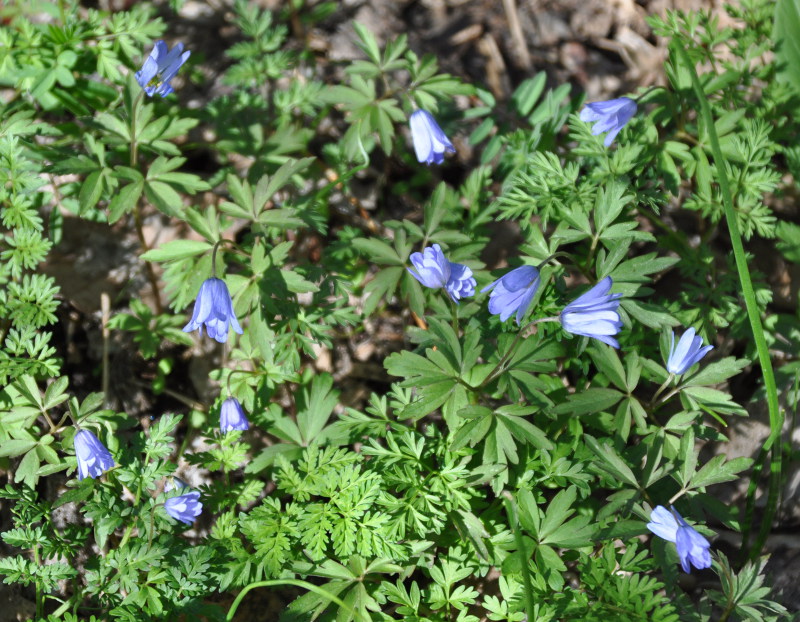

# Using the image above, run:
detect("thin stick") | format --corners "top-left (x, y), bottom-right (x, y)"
top-left (101, 292), bottom-right (110, 408)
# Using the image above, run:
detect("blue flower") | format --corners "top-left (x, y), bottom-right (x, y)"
top-left (220, 397), bottom-right (249, 433)
top-left (445, 263), bottom-right (477, 302)
top-left (481, 266), bottom-right (541, 324)
top-left (164, 491), bottom-right (203, 525)
top-left (407, 244), bottom-right (476, 303)
top-left (666, 327), bottom-right (713, 375)
top-left (73, 429), bottom-right (115, 480)
top-left (183, 277), bottom-right (243, 343)
top-left (647, 505), bottom-right (712, 573)
top-left (560, 276), bottom-right (622, 348)
top-left (135, 40), bottom-right (191, 97)
top-left (579, 97), bottom-right (637, 147)
top-left (409, 110), bottom-right (455, 165)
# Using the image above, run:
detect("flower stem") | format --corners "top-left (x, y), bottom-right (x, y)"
top-left (226, 579), bottom-right (363, 622)
top-left (128, 90), bottom-right (164, 313)
top-left (147, 504), bottom-right (157, 549)
top-left (674, 44), bottom-right (782, 562)
top-left (648, 373), bottom-right (675, 409)
top-left (632, 85), bottom-right (664, 104)
top-left (32, 545), bottom-right (43, 619)
top-left (129, 91), bottom-right (144, 169)
top-left (211, 240), bottom-right (223, 278)
top-left (502, 493), bottom-right (536, 622)
top-left (480, 317), bottom-right (560, 388)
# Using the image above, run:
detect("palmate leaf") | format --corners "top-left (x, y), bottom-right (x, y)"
top-left (451, 404), bottom-right (552, 471)
top-left (288, 557), bottom-right (401, 622)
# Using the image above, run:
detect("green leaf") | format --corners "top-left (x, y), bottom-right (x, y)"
top-left (144, 180), bottom-right (183, 218)
top-left (15, 450), bottom-right (40, 487)
top-left (497, 412), bottom-right (553, 451)
top-left (108, 181), bottom-right (143, 224)
top-left (79, 170), bottom-right (106, 214)
top-left (584, 435), bottom-right (639, 489)
top-left (52, 479), bottom-right (94, 509)
top-left (776, 220), bottom-right (800, 263)
top-left (682, 356), bottom-right (749, 387)
top-left (352, 22), bottom-right (382, 65)
top-left (353, 238), bottom-right (404, 265)
top-left (553, 388), bottom-right (624, 416)
top-left (773, 0), bottom-right (800, 94)
top-left (141, 240), bottom-right (212, 262)
top-left (0, 439), bottom-right (37, 458)
top-left (690, 455), bottom-right (752, 489)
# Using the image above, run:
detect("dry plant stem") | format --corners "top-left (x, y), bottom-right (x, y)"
top-left (101, 292), bottom-right (110, 408)
top-left (133, 380), bottom-right (206, 412)
top-left (502, 0), bottom-right (531, 70)
top-left (133, 199), bottom-right (164, 314)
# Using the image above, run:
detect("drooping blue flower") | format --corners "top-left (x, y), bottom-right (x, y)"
top-left (560, 276), bottom-right (623, 348)
top-left (220, 397), bottom-right (249, 433)
top-left (407, 244), bottom-right (476, 303)
top-left (647, 505), bottom-right (712, 573)
top-left (183, 277), bottom-right (243, 343)
top-left (409, 109), bottom-right (456, 165)
top-left (73, 429), bottom-right (115, 480)
top-left (666, 327), bottom-right (714, 375)
top-left (579, 97), bottom-right (637, 147)
top-left (481, 265), bottom-right (541, 324)
top-left (135, 40), bottom-right (191, 98)
top-left (164, 491), bottom-right (203, 525)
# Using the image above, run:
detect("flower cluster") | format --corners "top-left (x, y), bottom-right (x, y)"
top-left (408, 95), bottom-right (637, 168)
top-left (71, 429), bottom-right (204, 525)
top-left (410, 246), bottom-right (625, 346)
top-left (128, 34), bottom-right (717, 580)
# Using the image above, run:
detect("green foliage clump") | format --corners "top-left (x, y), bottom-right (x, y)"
top-left (0, 0), bottom-right (797, 621)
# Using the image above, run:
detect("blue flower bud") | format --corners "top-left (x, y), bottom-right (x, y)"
top-left (164, 491), bottom-right (203, 525)
top-left (73, 429), bottom-right (115, 480)
top-left (560, 277), bottom-right (623, 348)
top-left (481, 265), bottom-right (541, 324)
top-left (409, 110), bottom-right (455, 165)
top-left (666, 327), bottom-right (713, 375)
top-left (220, 397), bottom-right (249, 433)
top-left (183, 277), bottom-right (243, 343)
